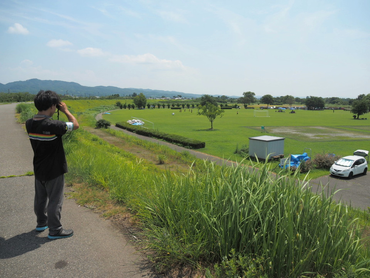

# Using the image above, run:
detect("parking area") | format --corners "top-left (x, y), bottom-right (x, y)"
top-left (310, 174), bottom-right (370, 210)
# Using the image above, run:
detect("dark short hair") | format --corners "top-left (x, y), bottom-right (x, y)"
top-left (34, 90), bottom-right (61, 111)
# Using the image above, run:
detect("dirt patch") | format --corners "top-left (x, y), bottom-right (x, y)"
top-left (258, 126), bottom-right (370, 141)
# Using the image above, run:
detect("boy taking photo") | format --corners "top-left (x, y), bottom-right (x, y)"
top-left (26, 90), bottom-right (79, 239)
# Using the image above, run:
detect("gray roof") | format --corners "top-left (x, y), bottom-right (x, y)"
top-left (249, 135), bottom-right (285, 142)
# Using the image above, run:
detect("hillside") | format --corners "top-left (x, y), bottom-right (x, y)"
top-left (0, 79), bottom-right (202, 98)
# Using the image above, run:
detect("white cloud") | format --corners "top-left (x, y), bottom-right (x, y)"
top-left (110, 53), bottom-right (185, 70)
top-left (207, 4), bottom-right (257, 47)
top-left (75, 45), bottom-right (184, 70)
top-left (92, 6), bottom-right (112, 18)
top-left (333, 28), bottom-right (370, 40)
top-left (303, 10), bottom-right (336, 30)
top-left (10, 63), bottom-right (58, 80)
top-left (20, 59), bottom-right (33, 67)
top-left (7, 23), bottom-right (29, 35)
top-left (157, 10), bottom-right (187, 23)
top-left (77, 47), bottom-right (107, 57)
top-left (119, 7), bottom-right (141, 18)
top-left (263, 1), bottom-right (295, 33)
top-left (47, 39), bottom-right (73, 48)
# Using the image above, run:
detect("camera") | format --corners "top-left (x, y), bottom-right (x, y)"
top-left (56, 103), bottom-right (61, 110)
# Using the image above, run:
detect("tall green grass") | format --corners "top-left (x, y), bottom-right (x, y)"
top-left (141, 161), bottom-right (370, 276)
top-left (104, 128), bottom-right (198, 166)
top-left (16, 103), bottom-right (36, 122)
top-left (64, 129), bottom-right (160, 204)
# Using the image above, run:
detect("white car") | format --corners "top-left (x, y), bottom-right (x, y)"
top-left (330, 152), bottom-right (368, 178)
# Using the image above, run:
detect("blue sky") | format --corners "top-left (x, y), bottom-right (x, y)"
top-left (0, 0), bottom-right (369, 98)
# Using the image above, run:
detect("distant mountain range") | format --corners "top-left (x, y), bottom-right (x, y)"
top-left (0, 79), bottom-right (203, 99)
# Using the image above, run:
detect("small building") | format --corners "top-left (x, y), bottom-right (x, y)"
top-left (249, 135), bottom-right (285, 160)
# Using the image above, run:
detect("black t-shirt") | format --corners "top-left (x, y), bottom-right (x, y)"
top-left (26, 117), bottom-right (68, 181)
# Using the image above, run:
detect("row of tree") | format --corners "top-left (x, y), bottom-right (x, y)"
top-left (0, 92), bottom-right (35, 102)
top-left (1, 90), bottom-right (367, 120)
top-left (238, 92), bottom-right (329, 110)
top-left (0, 92), bottom-right (133, 103)
top-left (237, 91), bottom-right (368, 118)
top-left (119, 92), bottom-right (370, 125)
top-left (0, 92), bottom-right (83, 102)
top-left (0, 91), bottom-right (356, 108)
top-left (129, 92), bottom-right (335, 111)
top-left (129, 93), bottom-right (235, 110)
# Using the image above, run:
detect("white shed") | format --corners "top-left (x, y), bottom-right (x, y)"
top-left (249, 135), bottom-right (285, 160)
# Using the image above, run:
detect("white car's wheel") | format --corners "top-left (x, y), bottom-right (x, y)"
top-left (363, 168), bottom-right (367, 175)
top-left (348, 172), bottom-right (353, 178)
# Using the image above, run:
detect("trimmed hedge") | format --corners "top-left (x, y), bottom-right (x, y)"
top-left (116, 122), bottom-right (206, 149)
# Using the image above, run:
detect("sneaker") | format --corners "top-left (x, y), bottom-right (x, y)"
top-left (48, 229), bottom-right (74, 240)
top-left (35, 225), bottom-right (48, 232)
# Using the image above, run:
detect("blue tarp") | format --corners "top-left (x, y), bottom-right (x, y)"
top-left (279, 152), bottom-right (310, 169)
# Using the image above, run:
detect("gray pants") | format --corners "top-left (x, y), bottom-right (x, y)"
top-left (34, 175), bottom-right (65, 234)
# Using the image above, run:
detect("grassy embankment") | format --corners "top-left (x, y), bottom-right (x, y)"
top-left (18, 100), bottom-right (370, 277)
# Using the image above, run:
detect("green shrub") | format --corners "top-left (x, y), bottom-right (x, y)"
top-left (313, 153), bottom-right (340, 170)
top-left (213, 249), bottom-right (268, 278)
top-left (158, 155), bottom-right (166, 164)
top-left (16, 103), bottom-right (30, 113)
top-left (298, 159), bottom-right (313, 173)
top-left (20, 109), bottom-right (35, 123)
top-left (16, 103), bottom-right (36, 123)
top-left (95, 119), bottom-right (111, 129)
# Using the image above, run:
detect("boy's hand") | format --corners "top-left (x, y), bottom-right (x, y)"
top-left (57, 102), bottom-right (79, 130)
top-left (57, 102), bottom-right (68, 113)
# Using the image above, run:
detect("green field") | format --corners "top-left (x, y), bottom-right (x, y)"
top-left (103, 108), bottom-right (370, 162)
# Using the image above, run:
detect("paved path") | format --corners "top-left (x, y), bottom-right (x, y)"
top-left (98, 113), bottom-right (370, 211)
top-left (310, 174), bottom-right (370, 211)
top-left (0, 104), bottom-right (158, 278)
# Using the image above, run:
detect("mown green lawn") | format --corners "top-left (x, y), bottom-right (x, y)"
top-left (103, 107), bottom-right (370, 163)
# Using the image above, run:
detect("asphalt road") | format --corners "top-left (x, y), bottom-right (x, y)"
top-left (0, 103), bottom-right (158, 278)
top-left (310, 173), bottom-right (370, 210)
